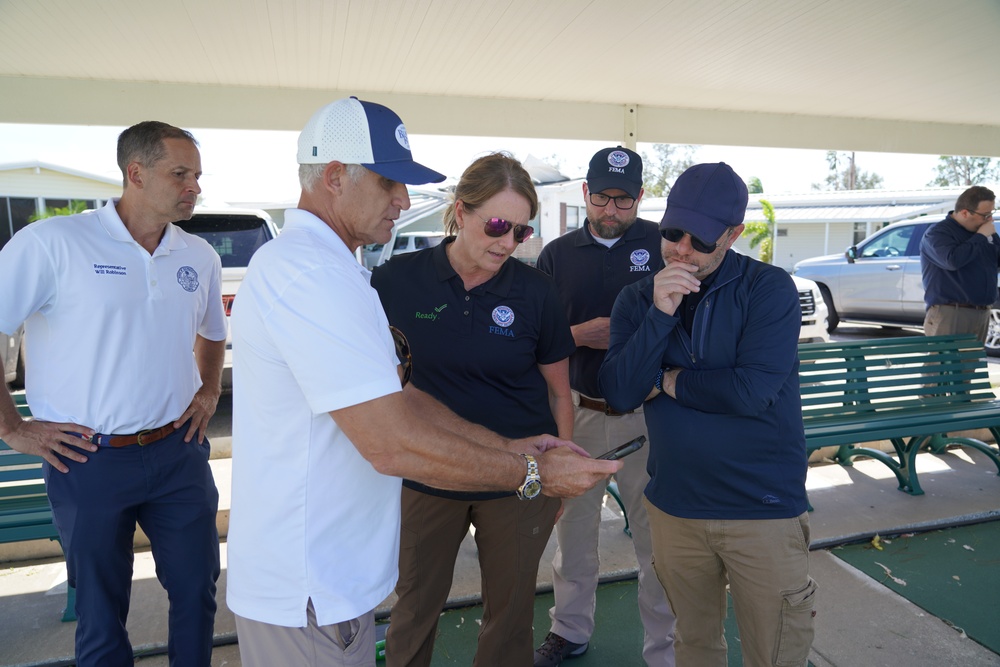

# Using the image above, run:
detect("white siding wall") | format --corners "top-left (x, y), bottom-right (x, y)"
top-left (0, 167), bottom-right (121, 200)
top-left (536, 180), bottom-right (584, 243)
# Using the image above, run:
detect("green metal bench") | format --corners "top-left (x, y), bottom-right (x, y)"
top-left (0, 395), bottom-right (76, 621)
top-left (799, 334), bottom-right (1000, 497)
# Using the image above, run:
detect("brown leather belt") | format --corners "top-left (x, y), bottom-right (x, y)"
top-left (87, 423), bottom-right (178, 448)
top-left (578, 395), bottom-right (633, 417)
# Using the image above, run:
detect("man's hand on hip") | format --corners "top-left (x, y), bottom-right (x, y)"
top-left (3, 420), bottom-right (97, 473)
top-left (175, 385), bottom-right (221, 444)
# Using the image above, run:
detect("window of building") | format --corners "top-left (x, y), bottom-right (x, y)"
top-left (565, 205), bottom-right (584, 231)
top-left (1, 197), bottom-right (38, 247)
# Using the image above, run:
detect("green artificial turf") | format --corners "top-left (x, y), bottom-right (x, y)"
top-left (833, 520), bottom-right (1000, 655)
top-left (384, 578), bottom-right (751, 666)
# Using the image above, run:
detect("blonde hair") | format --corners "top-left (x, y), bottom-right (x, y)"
top-left (443, 152), bottom-right (537, 236)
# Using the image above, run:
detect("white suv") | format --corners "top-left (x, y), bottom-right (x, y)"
top-left (175, 208), bottom-right (279, 389)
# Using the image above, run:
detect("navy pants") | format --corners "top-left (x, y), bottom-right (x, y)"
top-left (44, 423), bottom-right (221, 667)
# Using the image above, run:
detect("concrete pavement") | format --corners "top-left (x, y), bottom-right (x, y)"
top-left (2, 444), bottom-right (999, 666)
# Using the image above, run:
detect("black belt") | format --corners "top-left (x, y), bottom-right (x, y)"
top-left (578, 395), bottom-right (633, 417)
top-left (943, 303), bottom-right (990, 311)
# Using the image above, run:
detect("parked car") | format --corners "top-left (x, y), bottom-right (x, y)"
top-left (1, 325), bottom-right (24, 386)
top-left (362, 231), bottom-right (446, 269)
top-left (793, 218), bottom-right (1000, 355)
top-left (792, 275), bottom-right (830, 343)
top-left (4, 209), bottom-right (276, 390)
top-left (174, 208), bottom-right (279, 388)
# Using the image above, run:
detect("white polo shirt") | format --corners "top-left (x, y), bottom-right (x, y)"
top-left (0, 200), bottom-right (226, 433)
top-left (226, 208), bottom-right (403, 628)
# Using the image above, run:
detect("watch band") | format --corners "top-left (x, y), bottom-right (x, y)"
top-left (516, 453), bottom-right (541, 500)
top-left (654, 367), bottom-right (665, 391)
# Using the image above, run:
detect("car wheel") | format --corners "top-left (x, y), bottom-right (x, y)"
top-left (986, 309), bottom-right (1000, 358)
top-left (818, 285), bottom-right (839, 333)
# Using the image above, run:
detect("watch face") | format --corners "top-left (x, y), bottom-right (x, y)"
top-left (522, 479), bottom-right (542, 499)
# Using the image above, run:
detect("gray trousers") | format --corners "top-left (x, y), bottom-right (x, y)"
top-left (546, 396), bottom-right (676, 666)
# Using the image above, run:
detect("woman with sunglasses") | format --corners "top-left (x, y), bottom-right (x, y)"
top-left (371, 152), bottom-right (575, 667)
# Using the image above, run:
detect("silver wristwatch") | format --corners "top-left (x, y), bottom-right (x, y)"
top-left (516, 454), bottom-right (541, 500)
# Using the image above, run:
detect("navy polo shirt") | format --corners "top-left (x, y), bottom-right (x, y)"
top-left (371, 239), bottom-right (575, 500)
top-left (536, 219), bottom-right (664, 398)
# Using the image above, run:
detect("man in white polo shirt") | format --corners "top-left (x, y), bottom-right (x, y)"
top-left (226, 97), bottom-right (621, 667)
top-left (0, 122), bottom-right (227, 666)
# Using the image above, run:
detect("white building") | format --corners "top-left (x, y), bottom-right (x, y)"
top-left (0, 161), bottom-right (121, 248)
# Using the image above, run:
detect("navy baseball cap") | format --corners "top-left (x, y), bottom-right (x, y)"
top-left (660, 162), bottom-right (748, 242)
top-left (586, 147), bottom-right (643, 199)
top-left (297, 97), bottom-right (445, 185)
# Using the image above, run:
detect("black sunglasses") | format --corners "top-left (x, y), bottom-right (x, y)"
top-left (472, 212), bottom-right (534, 243)
top-left (660, 227), bottom-right (724, 254)
top-left (389, 325), bottom-right (411, 388)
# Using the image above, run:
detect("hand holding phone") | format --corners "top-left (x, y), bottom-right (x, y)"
top-left (596, 435), bottom-right (646, 460)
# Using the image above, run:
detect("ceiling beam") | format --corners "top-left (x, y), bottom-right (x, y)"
top-left (3, 76), bottom-right (998, 158)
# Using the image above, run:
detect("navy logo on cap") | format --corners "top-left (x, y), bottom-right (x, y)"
top-left (608, 150), bottom-right (630, 168)
top-left (395, 124), bottom-right (410, 150)
top-left (177, 266), bottom-right (199, 292)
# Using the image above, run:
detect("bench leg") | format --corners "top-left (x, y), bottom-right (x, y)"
top-left (837, 442), bottom-right (916, 495)
top-left (923, 432), bottom-right (1000, 478)
top-left (896, 435), bottom-right (930, 496)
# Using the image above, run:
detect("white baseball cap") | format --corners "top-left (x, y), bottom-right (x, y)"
top-left (297, 97), bottom-right (445, 185)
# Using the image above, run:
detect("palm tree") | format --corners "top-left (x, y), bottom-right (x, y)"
top-left (743, 199), bottom-right (775, 264)
top-left (27, 199), bottom-right (89, 223)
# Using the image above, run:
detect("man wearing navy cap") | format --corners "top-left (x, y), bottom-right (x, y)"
top-left (600, 163), bottom-right (816, 666)
top-left (226, 97), bottom-right (620, 666)
top-left (534, 146), bottom-right (676, 667)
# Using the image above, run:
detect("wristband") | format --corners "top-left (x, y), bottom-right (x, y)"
top-left (654, 367), bottom-right (665, 391)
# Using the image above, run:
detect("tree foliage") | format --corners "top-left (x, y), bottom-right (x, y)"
top-left (927, 156), bottom-right (1000, 187)
top-left (747, 176), bottom-right (764, 194)
top-left (743, 198), bottom-right (774, 264)
top-left (641, 144), bottom-right (697, 197)
top-left (27, 200), bottom-right (88, 223)
top-left (812, 151), bottom-right (883, 190)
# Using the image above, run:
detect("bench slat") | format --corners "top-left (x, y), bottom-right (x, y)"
top-left (0, 404), bottom-right (76, 620)
top-left (798, 334), bottom-right (1000, 498)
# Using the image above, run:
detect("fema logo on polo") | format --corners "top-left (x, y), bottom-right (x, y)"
top-left (629, 249), bottom-right (652, 272)
top-left (492, 306), bottom-right (515, 327)
top-left (608, 150), bottom-right (630, 168)
top-left (176, 266), bottom-right (200, 292)
top-left (395, 124), bottom-right (410, 150)
top-left (490, 306), bottom-right (516, 337)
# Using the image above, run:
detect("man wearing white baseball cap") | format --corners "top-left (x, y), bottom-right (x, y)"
top-left (226, 97), bottom-right (620, 666)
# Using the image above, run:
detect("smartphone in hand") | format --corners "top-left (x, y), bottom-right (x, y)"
top-left (596, 435), bottom-right (646, 460)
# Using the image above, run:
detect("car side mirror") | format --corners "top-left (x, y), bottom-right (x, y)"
top-left (845, 246), bottom-right (857, 264)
